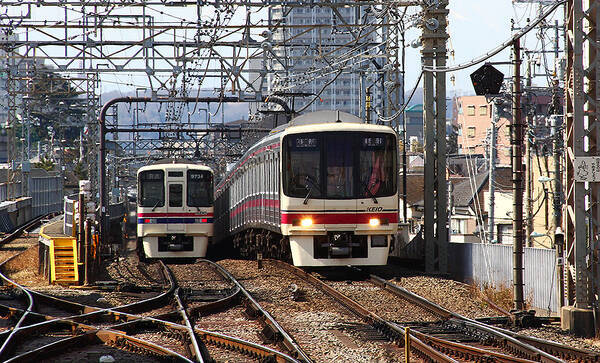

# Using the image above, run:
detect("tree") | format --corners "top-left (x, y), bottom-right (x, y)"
top-left (74, 162), bottom-right (88, 179)
top-left (410, 138), bottom-right (424, 153)
top-left (447, 125), bottom-right (458, 155)
top-left (34, 157), bottom-right (55, 171)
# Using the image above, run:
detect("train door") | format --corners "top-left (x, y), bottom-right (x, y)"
top-left (324, 133), bottom-right (357, 228)
top-left (167, 181), bottom-right (185, 233)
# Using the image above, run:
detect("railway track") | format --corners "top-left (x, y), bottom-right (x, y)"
top-left (2, 216), bottom-right (598, 362)
top-left (268, 259), bottom-right (600, 362)
top-left (365, 272), bottom-right (600, 362)
top-left (0, 220), bottom-right (304, 362)
top-left (220, 258), bottom-right (417, 361)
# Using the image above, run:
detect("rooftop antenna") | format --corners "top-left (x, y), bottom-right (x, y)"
top-left (336, 110), bottom-right (341, 123)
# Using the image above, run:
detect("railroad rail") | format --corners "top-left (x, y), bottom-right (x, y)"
top-left (269, 260), bottom-right (456, 362)
top-left (0, 219), bottom-right (302, 362)
top-left (270, 259), bottom-right (583, 362)
top-left (366, 271), bottom-right (600, 362)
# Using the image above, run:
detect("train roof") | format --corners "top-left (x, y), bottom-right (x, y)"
top-left (271, 110), bottom-right (396, 135)
top-left (137, 162), bottom-right (213, 174)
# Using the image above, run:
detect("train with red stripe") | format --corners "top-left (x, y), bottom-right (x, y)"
top-left (137, 162), bottom-right (214, 259)
top-left (214, 110), bottom-right (398, 266)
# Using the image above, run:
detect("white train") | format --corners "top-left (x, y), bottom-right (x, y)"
top-left (137, 162), bottom-right (214, 259)
top-left (214, 111), bottom-right (398, 267)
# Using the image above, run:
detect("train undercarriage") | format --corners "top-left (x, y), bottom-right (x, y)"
top-left (232, 229), bottom-right (292, 263)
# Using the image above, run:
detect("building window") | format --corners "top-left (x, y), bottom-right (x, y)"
top-left (479, 105), bottom-right (488, 116)
top-left (467, 105), bottom-right (476, 116)
top-left (451, 219), bottom-right (466, 234)
top-left (467, 126), bottom-right (476, 138)
top-left (468, 146), bottom-right (476, 153)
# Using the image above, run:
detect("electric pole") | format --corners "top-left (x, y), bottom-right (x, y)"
top-left (488, 101), bottom-right (498, 243)
top-left (422, 1), bottom-right (449, 273)
top-left (512, 38), bottom-right (525, 311)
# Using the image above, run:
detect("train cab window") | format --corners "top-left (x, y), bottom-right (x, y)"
top-left (169, 184), bottom-right (183, 207)
top-left (139, 170), bottom-right (164, 208)
top-left (359, 134), bottom-right (397, 198)
top-left (187, 170), bottom-right (213, 207)
top-left (283, 134), bottom-right (322, 198)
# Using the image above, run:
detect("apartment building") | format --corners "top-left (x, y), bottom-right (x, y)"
top-left (455, 94), bottom-right (554, 166)
top-left (269, 6), bottom-right (377, 116)
top-left (455, 96), bottom-right (512, 165)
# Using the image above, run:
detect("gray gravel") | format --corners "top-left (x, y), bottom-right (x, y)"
top-left (219, 259), bottom-right (407, 362)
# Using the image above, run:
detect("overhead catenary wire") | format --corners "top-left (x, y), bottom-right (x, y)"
top-left (421, 0), bottom-right (565, 73)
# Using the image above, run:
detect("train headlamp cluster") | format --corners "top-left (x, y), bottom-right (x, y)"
top-left (369, 218), bottom-right (380, 227)
top-left (301, 218), bottom-right (313, 227)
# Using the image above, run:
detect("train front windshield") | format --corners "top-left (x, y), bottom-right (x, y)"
top-left (187, 170), bottom-right (213, 207)
top-left (283, 132), bottom-right (397, 199)
top-left (139, 170), bottom-right (165, 207)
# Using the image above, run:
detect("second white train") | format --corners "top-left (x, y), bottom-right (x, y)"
top-left (137, 162), bottom-right (214, 259)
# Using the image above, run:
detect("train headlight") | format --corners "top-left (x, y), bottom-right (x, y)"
top-left (301, 218), bottom-right (313, 227)
top-left (369, 218), bottom-right (380, 227)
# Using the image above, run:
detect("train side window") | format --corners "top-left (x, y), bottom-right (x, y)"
top-left (169, 184), bottom-right (183, 207)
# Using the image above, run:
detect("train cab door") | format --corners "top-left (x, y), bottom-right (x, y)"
top-left (167, 181), bottom-right (185, 233)
top-left (323, 134), bottom-right (358, 258)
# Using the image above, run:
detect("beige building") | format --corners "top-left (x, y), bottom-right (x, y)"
top-left (455, 95), bottom-right (512, 165)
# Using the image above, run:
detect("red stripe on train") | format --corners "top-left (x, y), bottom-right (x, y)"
top-left (137, 212), bottom-right (214, 217)
top-left (230, 199), bottom-right (279, 217)
top-left (281, 213), bottom-right (398, 225)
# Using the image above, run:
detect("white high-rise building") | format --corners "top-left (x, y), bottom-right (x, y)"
top-left (269, 5), bottom-right (377, 117)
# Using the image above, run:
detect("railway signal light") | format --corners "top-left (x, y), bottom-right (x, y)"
top-left (470, 64), bottom-right (504, 95)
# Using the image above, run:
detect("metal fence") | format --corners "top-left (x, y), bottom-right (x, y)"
top-left (0, 173), bottom-right (63, 219)
top-left (0, 182), bottom-right (22, 201)
top-left (63, 194), bottom-right (77, 236)
top-left (449, 243), bottom-right (558, 313)
top-left (29, 175), bottom-right (63, 218)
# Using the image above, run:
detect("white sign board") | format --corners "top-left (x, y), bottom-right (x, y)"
top-left (574, 156), bottom-right (600, 182)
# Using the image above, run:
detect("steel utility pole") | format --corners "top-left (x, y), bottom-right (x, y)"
top-left (488, 102), bottom-right (498, 243)
top-left (525, 59), bottom-right (533, 247)
top-left (563, 0), bottom-right (596, 337)
top-left (512, 38), bottom-right (525, 311)
top-left (422, 1), bottom-right (449, 273)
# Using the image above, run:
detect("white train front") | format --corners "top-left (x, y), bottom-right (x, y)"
top-left (214, 111), bottom-right (398, 267)
top-left (137, 163), bottom-right (214, 259)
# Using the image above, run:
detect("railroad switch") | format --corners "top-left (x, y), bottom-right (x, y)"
top-left (510, 310), bottom-right (540, 328)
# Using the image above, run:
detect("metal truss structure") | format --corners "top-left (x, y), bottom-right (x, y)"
top-left (564, 0), bottom-right (597, 315)
top-left (0, 0), bottom-right (426, 192)
top-left (0, 0), bottom-right (453, 274)
top-left (421, 0), bottom-right (448, 273)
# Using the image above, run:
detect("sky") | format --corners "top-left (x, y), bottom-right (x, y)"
top-left (6, 1), bottom-right (564, 98)
top-left (404, 0), bottom-right (564, 96)
top-left (447, 1), bottom-right (519, 92)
